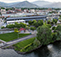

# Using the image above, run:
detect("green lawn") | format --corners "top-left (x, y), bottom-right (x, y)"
top-left (0, 32), bottom-right (30, 42)
top-left (13, 37), bottom-right (35, 52)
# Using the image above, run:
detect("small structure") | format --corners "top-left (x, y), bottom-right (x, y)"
top-left (1, 9), bottom-right (6, 14)
top-left (19, 28), bottom-right (26, 33)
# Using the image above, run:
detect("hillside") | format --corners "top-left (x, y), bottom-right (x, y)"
top-left (32, 1), bottom-right (52, 7)
top-left (11, 1), bottom-right (39, 8)
top-left (44, 2), bottom-right (61, 8)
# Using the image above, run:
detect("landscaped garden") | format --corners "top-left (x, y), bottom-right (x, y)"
top-left (12, 19), bottom-right (61, 53)
top-left (0, 32), bottom-right (30, 42)
top-left (13, 37), bottom-right (35, 52)
top-left (1, 18), bottom-right (61, 54)
top-left (13, 24), bottom-right (61, 53)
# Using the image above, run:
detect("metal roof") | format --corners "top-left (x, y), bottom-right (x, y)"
top-left (6, 16), bottom-right (46, 21)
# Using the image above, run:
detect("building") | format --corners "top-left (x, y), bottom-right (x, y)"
top-left (19, 28), bottom-right (26, 33)
top-left (6, 10), bottom-right (16, 14)
top-left (6, 15), bottom-right (47, 25)
top-left (1, 9), bottom-right (6, 14)
top-left (7, 20), bottom-right (25, 25)
top-left (15, 9), bottom-right (22, 13)
top-left (29, 9), bottom-right (35, 13)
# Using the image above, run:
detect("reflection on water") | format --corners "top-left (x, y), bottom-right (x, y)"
top-left (0, 41), bottom-right (61, 57)
top-left (47, 42), bottom-right (61, 57)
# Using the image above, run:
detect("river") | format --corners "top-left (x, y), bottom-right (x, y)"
top-left (0, 41), bottom-right (61, 57)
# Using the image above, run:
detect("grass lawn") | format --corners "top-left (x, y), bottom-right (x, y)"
top-left (0, 32), bottom-right (30, 42)
top-left (13, 37), bottom-right (35, 52)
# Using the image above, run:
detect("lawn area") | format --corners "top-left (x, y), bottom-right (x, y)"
top-left (0, 32), bottom-right (30, 42)
top-left (13, 37), bottom-right (35, 52)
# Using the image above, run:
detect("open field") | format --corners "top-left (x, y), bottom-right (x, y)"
top-left (0, 32), bottom-right (30, 42)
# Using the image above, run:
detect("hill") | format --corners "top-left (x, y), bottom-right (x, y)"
top-left (11, 1), bottom-right (39, 8)
top-left (32, 1), bottom-right (52, 7)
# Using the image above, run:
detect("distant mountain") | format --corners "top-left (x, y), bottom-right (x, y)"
top-left (43, 2), bottom-right (61, 8)
top-left (0, 2), bottom-right (9, 7)
top-left (8, 2), bottom-right (19, 6)
top-left (0, 1), bottom-right (61, 8)
top-left (32, 1), bottom-right (52, 7)
top-left (11, 1), bottom-right (39, 8)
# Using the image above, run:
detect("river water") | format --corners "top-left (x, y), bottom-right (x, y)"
top-left (0, 41), bottom-right (61, 57)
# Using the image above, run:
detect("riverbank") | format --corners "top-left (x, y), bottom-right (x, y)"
top-left (0, 41), bottom-right (61, 57)
top-left (15, 40), bottom-right (61, 54)
top-left (2, 39), bottom-right (61, 55)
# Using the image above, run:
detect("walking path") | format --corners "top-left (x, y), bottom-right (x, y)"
top-left (1, 34), bottom-right (36, 48)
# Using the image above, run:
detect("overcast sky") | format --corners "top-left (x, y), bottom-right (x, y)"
top-left (0, 0), bottom-right (61, 3)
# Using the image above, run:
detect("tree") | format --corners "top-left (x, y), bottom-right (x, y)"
top-left (33, 38), bottom-right (40, 48)
top-left (32, 20), bottom-right (37, 24)
top-left (26, 26), bottom-right (30, 30)
top-left (14, 28), bottom-right (18, 32)
top-left (28, 21), bottom-right (33, 25)
top-left (52, 26), bottom-right (56, 30)
top-left (38, 20), bottom-right (43, 26)
top-left (46, 24), bottom-right (51, 28)
top-left (14, 22), bottom-right (27, 28)
top-left (33, 22), bottom-right (38, 28)
top-left (33, 20), bottom-right (43, 28)
top-left (52, 19), bottom-right (57, 24)
top-left (1, 7), bottom-right (5, 9)
top-left (52, 33), bottom-right (57, 41)
top-left (15, 22), bottom-right (20, 28)
top-left (57, 31), bottom-right (61, 40)
top-left (47, 20), bottom-right (51, 24)
top-left (37, 25), bottom-right (52, 45)
top-left (6, 22), bottom-right (27, 29)
top-left (6, 24), bottom-right (15, 28)
top-left (20, 22), bottom-right (27, 28)
top-left (30, 27), bottom-right (36, 31)
top-left (51, 21), bottom-right (54, 26)
top-left (1, 26), bottom-right (5, 29)
top-left (56, 25), bottom-right (61, 31)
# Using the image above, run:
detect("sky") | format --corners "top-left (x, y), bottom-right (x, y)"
top-left (0, 0), bottom-right (61, 3)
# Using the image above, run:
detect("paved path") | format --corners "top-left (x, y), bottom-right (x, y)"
top-left (2, 34), bottom-right (36, 48)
